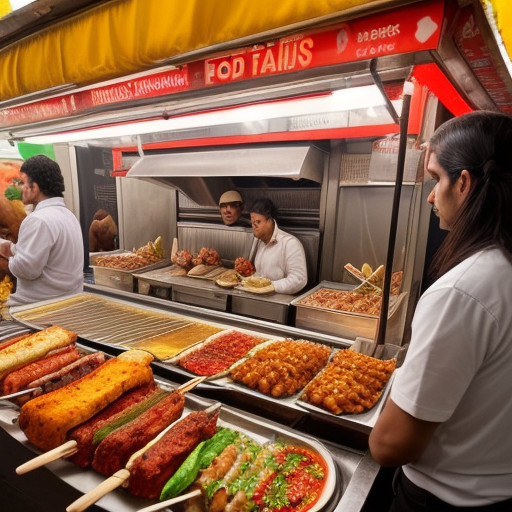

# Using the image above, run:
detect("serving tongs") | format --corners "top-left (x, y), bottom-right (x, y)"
top-left (66, 402), bottom-right (222, 512)
top-left (15, 376), bottom-right (206, 475)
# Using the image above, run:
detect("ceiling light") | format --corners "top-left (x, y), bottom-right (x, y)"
top-left (21, 84), bottom-right (393, 145)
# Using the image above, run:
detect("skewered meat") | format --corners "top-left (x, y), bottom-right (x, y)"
top-left (230, 340), bottom-right (331, 398)
top-left (127, 409), bottom-right (219, 499)
top-left (182, 440), bottom-right (328, 512)
top-left (0, 326), bottom-right (77, 378)
top-left (234, 257), bottom-right (255, 277)
top-left (67, 382), bottom-right (157, 468)
top-left (92, 389), bottom-right (185, 475)
top-left (2, 345), bottom-right (80, 395)
top-left (19, 352), bottom-right (106, 403)
top-left (18, 349), bottom-right (154, 451)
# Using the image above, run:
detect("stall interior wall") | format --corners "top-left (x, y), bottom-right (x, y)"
top-left (321, 139), bottom-right (421, 281)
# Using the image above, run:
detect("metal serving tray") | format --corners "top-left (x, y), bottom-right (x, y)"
top-left (90, 258), bottom-right (172, 293)
top-left (291, 281), bottom-right (406, 341)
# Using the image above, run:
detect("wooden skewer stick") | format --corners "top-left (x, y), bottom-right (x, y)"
top-left (15, 377), bottom-right (206, 475)
top-left (66, 469), bottom-right (130, 512)
top-left (136, 488), bottom-right (202, 512)
top-left (66, 403), bottom-right (221, 512)
top-left (16, 440), bottom-right (78, 475)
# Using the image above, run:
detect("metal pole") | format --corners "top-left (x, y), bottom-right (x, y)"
top-left (374, 81), bottom-right (414, 349)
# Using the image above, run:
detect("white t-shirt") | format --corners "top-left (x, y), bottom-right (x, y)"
top-left (391, 248), bottom-right (512, 506)
top-left (8, 197), bottom-right (84, 306)
top-left (252, 223), bottom-right (307, 295)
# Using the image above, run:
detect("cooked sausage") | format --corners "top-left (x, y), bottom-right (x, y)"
top-left (2, 345), bottom-right (80, 395)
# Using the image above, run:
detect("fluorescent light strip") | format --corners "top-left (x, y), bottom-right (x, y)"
top-left (23, 85), bottom-right (389, 144)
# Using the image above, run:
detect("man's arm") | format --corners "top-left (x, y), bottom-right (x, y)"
top-left (369, 398), bottom-right (439, 467)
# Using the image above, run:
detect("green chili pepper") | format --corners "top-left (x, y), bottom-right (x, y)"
top-left (160, 440), bottom-right (206, 500)
top-left (160, 428), bottom-right (239, 501)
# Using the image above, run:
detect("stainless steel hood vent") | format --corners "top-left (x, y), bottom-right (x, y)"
top-left (125, 143), bottom-right (326, 206)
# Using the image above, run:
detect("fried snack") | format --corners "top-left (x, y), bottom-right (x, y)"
top-left (0, 326), bottom-right (77, 378)
top-left (0, 275), bottom-right (13, 301)
top-left (301, 349), bottom-right (396, 414)
top-left (192, 247), bottom-right (222, 267)
top-left (230, 340), bottom-right (331, 398)
top-left (18, 349), bottom-right (154, 451)
top-left (94, 237), bottom-right (163, 270)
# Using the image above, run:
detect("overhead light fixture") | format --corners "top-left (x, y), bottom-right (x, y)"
top-left (22, 84), bottom-right (395, 145)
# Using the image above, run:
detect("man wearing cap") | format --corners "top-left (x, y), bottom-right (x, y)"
top-left (218, 190), bottom-right (250, 227)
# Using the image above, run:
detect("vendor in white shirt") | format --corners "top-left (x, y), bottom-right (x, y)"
top-left (0, 155), bottom-right (84, 306)
top-left (249, 198), bottom-right (307, 295)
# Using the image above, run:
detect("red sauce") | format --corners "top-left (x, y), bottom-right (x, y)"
top-left (252, 445), bottom-right (328, 512)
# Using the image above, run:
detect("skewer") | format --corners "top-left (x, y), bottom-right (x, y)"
top-left (15, 376), bottom-right (206, 475)
top-left (135, 489), bottom-right (201, 512)
top-left (16, 440), bottom-right (78, 474)
top-left (66, 402), bottom-right (221, 512)
top-left (0, 387), bottom-right (41, 401)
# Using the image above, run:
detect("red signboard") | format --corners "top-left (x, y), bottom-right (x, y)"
top-left (452, 5), bottom-right (512, 115)
top-left (201, 1), bottom-right (443, 86)
top-left (0, 67), bottom-right (190, 128)
top-left (0, 0), bottom-right (445, 129)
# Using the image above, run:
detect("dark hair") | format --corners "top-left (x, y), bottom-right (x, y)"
top-left (20, 155), bottom-right (65, 197)
top-left (428, 110), bottom-right (512, 278)
top-left (250, 198), bottom-right (277, 219)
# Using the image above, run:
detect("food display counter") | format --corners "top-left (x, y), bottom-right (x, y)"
top-left (0, 287), bottom-right (404, 511)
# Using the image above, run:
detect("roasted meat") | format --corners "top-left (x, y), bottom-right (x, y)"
top-left (127, 409), bottom-right (219, 499)
top-left (18, 349), bottom-right (154, 451)
top-left (92, 389), bottom-right (185, 475)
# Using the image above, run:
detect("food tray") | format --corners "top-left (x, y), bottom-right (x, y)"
top-left (1, 381), bottom-right (338, 512)
top-left (291, 281), bottom-right (406, 340)
top-left (214, 339), bottom-right (332, 402)
top-left (91, 258), bottom-right (172, 293)
top-left (167, 328), bottom-right (276, 378)
top-left (8, 293), bottom-right (228, 361)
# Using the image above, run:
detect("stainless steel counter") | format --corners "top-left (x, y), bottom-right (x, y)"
top-left (133, 266), bottom-right (297, 323)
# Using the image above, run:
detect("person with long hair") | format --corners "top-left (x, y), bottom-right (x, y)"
top-left (369, 111), bottom-right (512, 511)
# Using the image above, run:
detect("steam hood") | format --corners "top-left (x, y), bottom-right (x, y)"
top-left (125, 143), bottom-right (325, 206)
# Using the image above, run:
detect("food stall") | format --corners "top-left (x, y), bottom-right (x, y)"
top-left (1, 0), bottom-right (512, 510)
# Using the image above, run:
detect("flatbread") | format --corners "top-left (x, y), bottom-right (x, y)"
top-left (215, 269), bottom-right (240, 288)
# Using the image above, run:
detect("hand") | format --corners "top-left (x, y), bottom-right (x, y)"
top-left (0, 239), bottom-right (14, 259)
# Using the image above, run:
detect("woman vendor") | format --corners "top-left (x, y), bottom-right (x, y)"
top-left (249, 198), bottom-right (307, 295)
